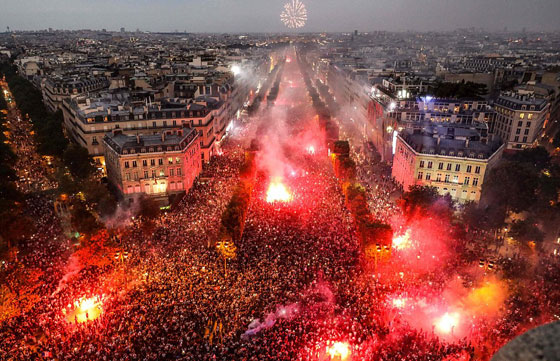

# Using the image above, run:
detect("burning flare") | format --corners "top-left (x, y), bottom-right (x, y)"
top-left (266, 178), bottom-right (292, 203)
top-left (64, 295), bottom-right (103, 323)
top-left (392, 229), bottom-right (411, 250)
top-left (435, 312), bottom-right (460, 335)
top-left (327, 342), bottom-right (350, 360)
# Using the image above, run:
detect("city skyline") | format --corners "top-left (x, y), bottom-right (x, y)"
top-left (1, 0), bottom-right (560, 33)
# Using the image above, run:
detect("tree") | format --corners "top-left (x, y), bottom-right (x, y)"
top-left (509, 219), bottom-right (545, 245)
top-left (63, 143), bottom-right (95, 180)
top-left (71, 203), bottom-right (101, 235)
top-left (482, 161), bottom-right (540, 213)
top-left (399, 185), bottom-right (453, 217)
top-left (509, 146), bottom-right (550, 171)
top-left (432, 81), bottom-right (487, 99)
top-left (138, 196), bottom-right (161, 220)
top-left (553, 132), bottom-right (560, 149)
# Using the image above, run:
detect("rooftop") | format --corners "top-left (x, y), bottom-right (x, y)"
top-left (399, 123), bottom-right (502, 159)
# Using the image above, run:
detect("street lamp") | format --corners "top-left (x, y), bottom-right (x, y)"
top-left (216, 240), bottom-right (236, 276)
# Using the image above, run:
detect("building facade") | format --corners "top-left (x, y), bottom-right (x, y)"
top-left (392, 124), bottom-right (504, 203)
top-left (493, 92), bottom-right (549, 150)
top-left (103, 128), bottom-right (201, 201)
top-left (62, 95), bottom-right (223, 167)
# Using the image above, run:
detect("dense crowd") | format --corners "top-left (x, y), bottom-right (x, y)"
top-left (2, 53), bottom-right (560, 361)
top-left (1, 84), bottom-right (57, 192)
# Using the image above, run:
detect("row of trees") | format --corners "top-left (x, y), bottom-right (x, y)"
top-left (247, 59), bottom-right (284, 116)
top-left (218, 150), bottom-right (257, 243)
top-left (296, 53), bottom-right (394, 260)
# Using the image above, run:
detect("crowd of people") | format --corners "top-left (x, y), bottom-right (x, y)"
top-left (2, 51), bottom-right (560, 361)
top-left (1, 83), bottom-right (57, 192)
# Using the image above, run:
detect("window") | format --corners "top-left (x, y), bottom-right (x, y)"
top-left (445, 174), bottom-right (450, 183)
top-left (125, 173), bottom-right (131, 181)
top-left (436, 173), bottom-right (442, 182)
top-left (419, 160), bottom-right (425, 168)
top-left (473, 177), bottom-right (479, 186)
top-left (143, 160), bottom-right (147, 167)
top-left (158, 158), bottom-right (163, 166)
top-left (144, 171), bottom-right (148, 178)
top-left (176, 157), bottom-right (181, 164)
top-left (426, 173), bottom-right (431, 180)
top-left (524, 129), bottom-right (529, 135)
top-left (152, 121), bottom-right (157, 128)
top-left (520, 113), bottom-right (525, 119)
top-left (446, 163), bottom-right (452, 171)
top-left (475, 166), bottom-right (481, 174)
top-left (417, 172), bottom-right (423, 180)
top-left (466, 165), bottom-right (472, 173)
top-left (455, 164), bottom-right (460, 172)
top-left (168, 157), bottom-right (173, 164)
top-left (159, 170), bottom-right (165, 177)
top-left (464, 176), bottom-right (470, 185)
top-left (518, 121), bottom-right (523, 127)
top-left (169, 168), bottom-right (174, 176)
top-left (514, 136), bottom-right (519, 142)
top-left (516, 128), bottom-right (521, 135)
top-left (453, 175), bottom-right (458, 183)
top-left (92, 136), bottom-right (98, 145)
top-left (427, 161), bottom-right (433, 169)
top-left (527, 114), bottom-right (533, 120)
top-left (177, 167), bottom-right (182, 176)
top-left (523, 136), bottom-right (527, 143)
top-left (150, 159), bottom-right (155, 166)
top-left (151, 170), bottom-right (156, 178)
top-left (132, 161), bottom-right (137, 168)
top-left (438, 162), bottom-right (444, 170)
top-left (133, 172), bottom-right (138, 181)
top-left (124, 161), bottom-right (130, 168)
top-left (526, 122), bottom-right (531, 128)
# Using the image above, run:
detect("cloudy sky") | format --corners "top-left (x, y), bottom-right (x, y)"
top-left (1, 0), bottom-right (559, 32)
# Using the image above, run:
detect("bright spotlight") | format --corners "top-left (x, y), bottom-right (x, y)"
top-left (231, 65), bottom-right (241, 76)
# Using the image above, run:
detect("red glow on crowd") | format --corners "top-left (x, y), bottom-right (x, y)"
top-left (63, 295), bottom-right (104, 324)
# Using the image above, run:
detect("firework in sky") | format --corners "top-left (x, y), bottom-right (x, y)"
top-left (280, 0), bottom-right (307, 29)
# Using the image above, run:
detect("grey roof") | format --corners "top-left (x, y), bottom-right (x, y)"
top-left (400, 123), bottom-right (502, 159)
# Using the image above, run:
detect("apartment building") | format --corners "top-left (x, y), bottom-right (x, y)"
top-left (43, 76), bottom-right (109, 112)
top-left (103, 128), bottom-right (201, 202)
top-left (392, 124), bottom-right (504, 203)
top-left (493, 91), bottom-right (549, 150)
top-left (62, 93), bottom-right (224, 166)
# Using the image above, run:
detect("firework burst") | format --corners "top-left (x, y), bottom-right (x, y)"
top-left (280, 0), bottom-right (307, 29)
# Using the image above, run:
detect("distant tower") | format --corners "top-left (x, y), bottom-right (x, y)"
top-left (120, 27), bottom-right (125, 33)
top-left (354, 29), bottom-right (358, 36)
top-left (6, 26), bottom-right (10, 33)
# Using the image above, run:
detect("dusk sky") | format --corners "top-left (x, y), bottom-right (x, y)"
top-left (1, 0), bottom-right (559, 32)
